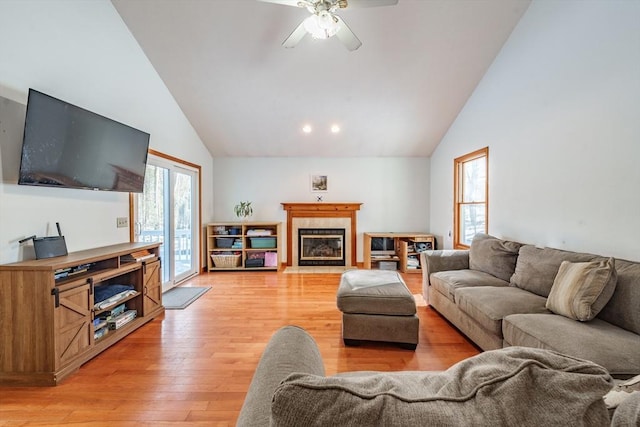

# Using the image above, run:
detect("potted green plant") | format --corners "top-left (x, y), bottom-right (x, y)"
top-left (234, 201), bottom-right (253, 220)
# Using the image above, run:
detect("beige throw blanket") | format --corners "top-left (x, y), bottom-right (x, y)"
top-left (271, 346), bottom-right (613, 426)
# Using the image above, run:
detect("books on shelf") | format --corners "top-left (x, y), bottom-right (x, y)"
top-left (93, 317), bottom-right (108, 330)
top-left (93, 310), bottom-right (119, 341)
top-left (121, 249), bottom-right (155, 262)
top-left (98, 303), bottom-right (126, 321)
top-left (93, 317), bottom-right (109, 340)
top-left (107, 310), bottom-right (137, 330)
top-left (54, 269), bottom-right (70, 280)
top-left (94, 327), bottom-right (109, 340)
top-left (54, 263), bottom-right (93, 280)
top-left (95, 307), bottom-right (137, 337)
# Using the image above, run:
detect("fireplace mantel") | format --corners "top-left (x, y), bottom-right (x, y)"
top-left (281, 203), bottom-right (362, 267)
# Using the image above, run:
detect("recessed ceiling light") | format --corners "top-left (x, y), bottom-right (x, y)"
top-left (330, 124), bottom-right (341, 134)
top-left (302, 124), bottom-right (312, 134)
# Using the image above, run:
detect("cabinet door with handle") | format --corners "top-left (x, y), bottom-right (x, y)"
top-left (54, 280), bottom-right (92, 369)
top-left (142, 259), bottom-right (162, 316)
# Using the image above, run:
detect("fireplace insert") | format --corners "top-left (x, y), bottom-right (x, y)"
top-left (298, 228), bottom-right (345, 266)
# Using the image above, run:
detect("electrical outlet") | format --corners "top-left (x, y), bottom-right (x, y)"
top-left (116, 217), bottom-right (129, 228)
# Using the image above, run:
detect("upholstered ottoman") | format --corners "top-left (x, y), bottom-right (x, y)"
top-left (337, 270), bottom-right (419, 350)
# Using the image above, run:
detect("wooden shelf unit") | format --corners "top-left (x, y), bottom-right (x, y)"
top-left (206, 222), bottom-right (281, 271)
top-left (0, 242), bottom-right (163, 386)
top-left (363, 232), bottom-right (435, 274)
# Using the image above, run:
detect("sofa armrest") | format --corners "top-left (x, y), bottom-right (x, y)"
top-left (421, 250), bottom-right (470, 299)
top-left (237, 325), bottom-right (326, 427)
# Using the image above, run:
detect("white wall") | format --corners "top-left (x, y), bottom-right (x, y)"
top-left (430, 0), bottom-right (640, 261)
top-left (212, 157), bottom-right (430, 262)
top-left (0, 0), bottom-right (213, 264)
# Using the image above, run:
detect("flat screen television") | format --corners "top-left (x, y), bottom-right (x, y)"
top-left (371, 236), bottom-right (395, 255)
top-left (18, 89), bottom-right (150, 193)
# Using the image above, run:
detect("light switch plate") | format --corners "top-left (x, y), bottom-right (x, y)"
top-left (116, 217), bottom-right (128, 228)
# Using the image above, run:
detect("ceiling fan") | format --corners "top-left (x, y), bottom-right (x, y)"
top-left (258, 0), bottom-right (399, 51)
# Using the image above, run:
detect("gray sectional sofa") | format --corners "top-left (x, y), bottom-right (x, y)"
top-left (421, 234), bottom-right (640, 378)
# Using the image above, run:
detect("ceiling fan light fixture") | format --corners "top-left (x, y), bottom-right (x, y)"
top-left (303, 12), bottom-right (339, 39)
top-left (262, 0), bottom-right (399, 50)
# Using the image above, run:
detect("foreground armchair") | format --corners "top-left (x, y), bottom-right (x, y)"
top-left (237, 326), bottom-right (637, 426)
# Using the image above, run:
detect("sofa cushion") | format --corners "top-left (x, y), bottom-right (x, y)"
top-left (430, 270), bottom-right (509, 303)
top-left (456, 287), bottom-right (550, 336)
top-left (503, 313), bottom-right (640, 377)
top-left (270, 347), bottom-right (612, 426)
top-left (546, 258), bottom-right (617, 321)
top-left (510, 245), bottom-right (602, 297)
top-left (597, 258), bottom-right (640, 335)
top-left (468, 234), bottom-right (523, 282)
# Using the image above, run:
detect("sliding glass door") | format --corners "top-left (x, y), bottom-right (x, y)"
top-left (173, 168), bottom-right (196, 282)
top-left (133, 153), bottom-right (199, 291)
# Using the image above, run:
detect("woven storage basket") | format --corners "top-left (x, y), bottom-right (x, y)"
top-left (211, 254), bottom-right (241, 268)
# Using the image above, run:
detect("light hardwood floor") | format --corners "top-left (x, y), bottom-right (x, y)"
top-left (0, 270), bottom-right (479, 426)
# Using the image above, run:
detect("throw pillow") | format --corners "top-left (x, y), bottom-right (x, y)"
top-left (270, 347), bottom-right (612, 427)
top-left (469, 233), bottom-right (522, 282)
top-left (546, 258), bottom-right (617, 321)
top-left (509, 246), bottom-right (601, 297)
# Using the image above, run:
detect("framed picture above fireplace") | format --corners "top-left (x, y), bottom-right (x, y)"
top-left (310, 174), bottom-right (328, 192)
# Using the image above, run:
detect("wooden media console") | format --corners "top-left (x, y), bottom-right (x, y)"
top-left (0, 242), bottom-right (163, 386)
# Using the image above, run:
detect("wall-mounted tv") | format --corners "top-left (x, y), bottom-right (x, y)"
top-left (18, 89), bottom-right (150, 193)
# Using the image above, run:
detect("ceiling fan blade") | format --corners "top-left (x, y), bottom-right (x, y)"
top-left (335, 16), bottom-right (362, 51)
top-left (339, 0), bottom-right (398, 8)
top-left (282, 21), bottom-right (308, 48)
top-left (257, 0), bottom-right (305, 7)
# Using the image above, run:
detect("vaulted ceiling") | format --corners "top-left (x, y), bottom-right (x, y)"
top-left (112, 0), bottom-right (530, 157)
